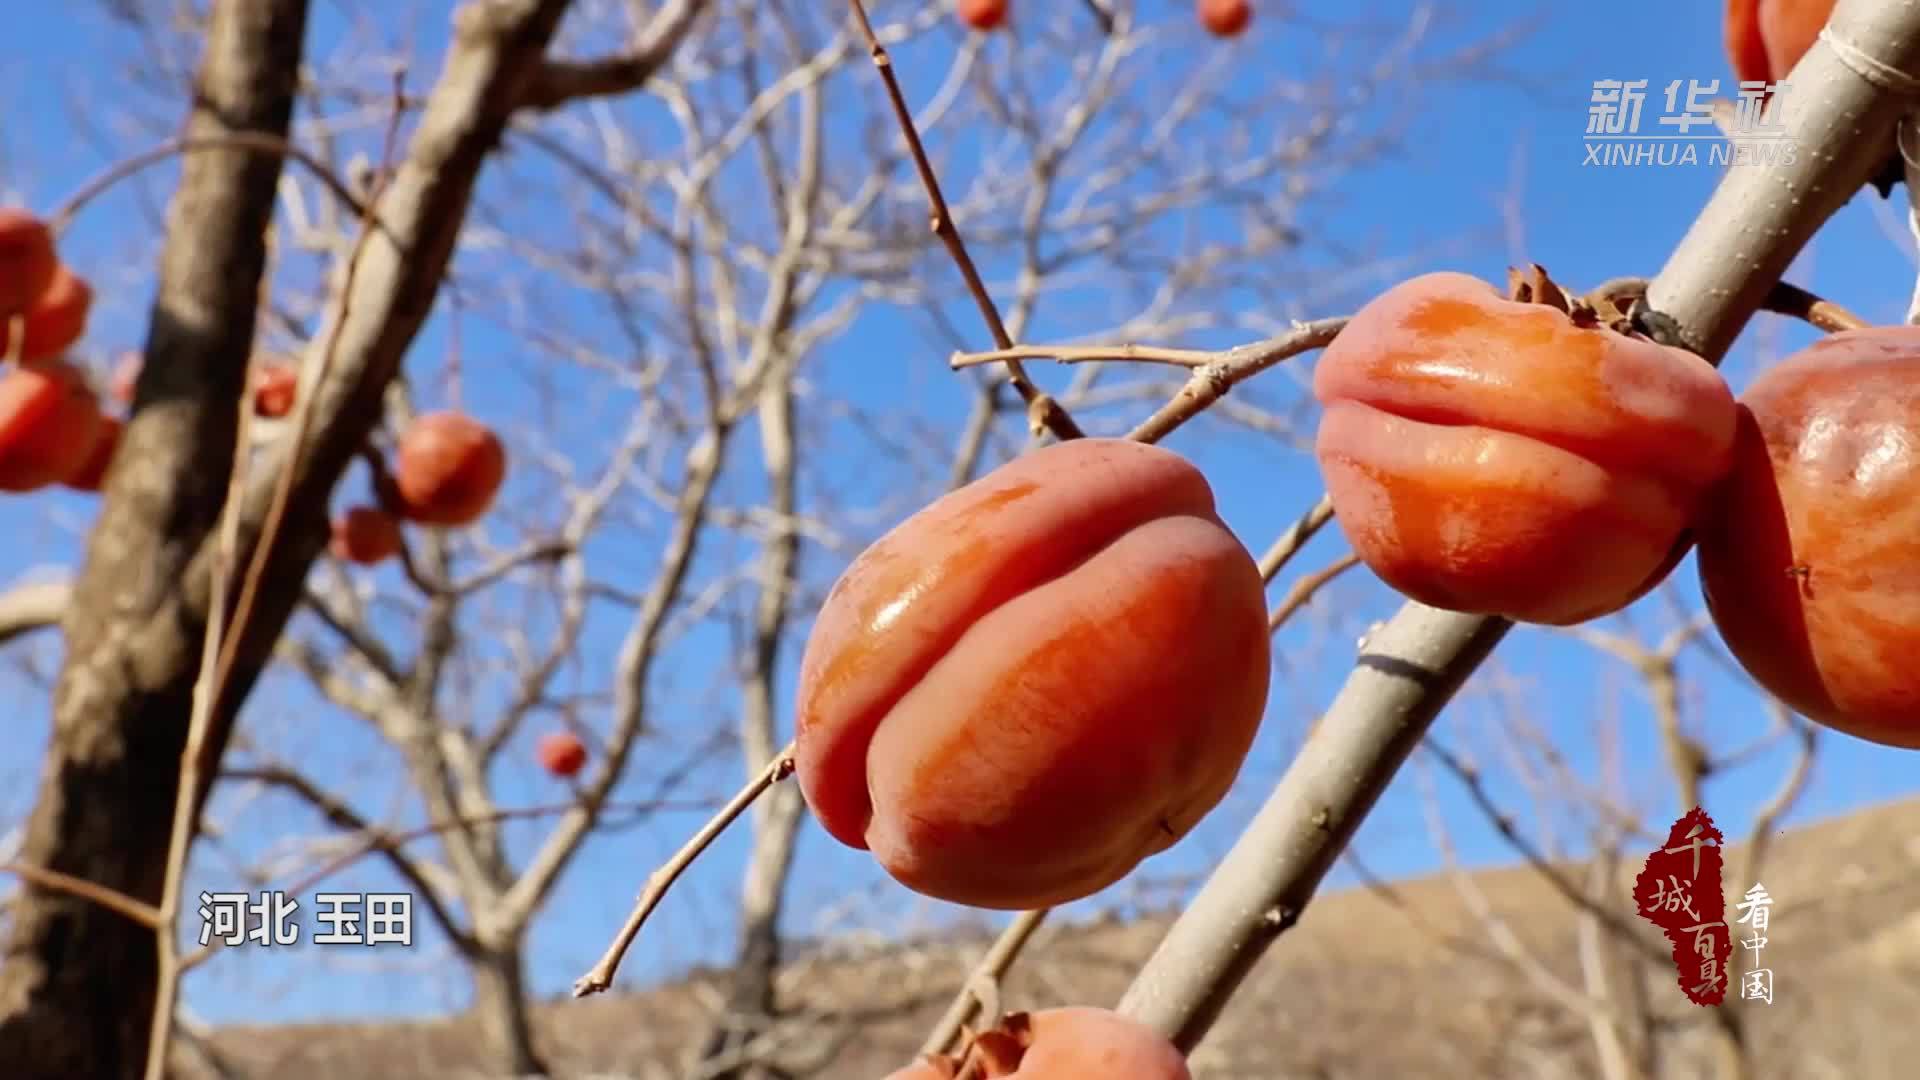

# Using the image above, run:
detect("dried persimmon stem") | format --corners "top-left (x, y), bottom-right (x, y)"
top-left (845, 0), bottom-right (1083, 442)
top-left (1587, 275), bottom-right (1869, 336)
top-left (920, 906), bottom-right (1052, 1057)
top-left (573, 748), bottom-right (796, 997)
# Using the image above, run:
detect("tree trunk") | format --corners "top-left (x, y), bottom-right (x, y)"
top-left (0, 2), bottom-right (310, 1076)
top-left (469, 942), bottom-right (549, 1077)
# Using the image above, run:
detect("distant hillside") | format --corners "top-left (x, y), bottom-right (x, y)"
top-left (184, 797), bottom-right (1920, 1079)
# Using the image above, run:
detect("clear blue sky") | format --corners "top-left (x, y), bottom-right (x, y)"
top-left (2, 0), bottom-right (1914, 1031)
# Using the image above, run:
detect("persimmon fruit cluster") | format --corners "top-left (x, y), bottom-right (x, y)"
top-left (793, 438), bottom-right (1270, 911)
top-left (1313, 270), bottom-right (1738, 626)
top-left (0, 209), bottom-right (90, 362)
top-left (885, 1009), bottom-right (1189, 1079)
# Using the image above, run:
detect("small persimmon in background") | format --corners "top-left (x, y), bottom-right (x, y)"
top-left (0, 209), bottom-right (56, 316)
top-left (1198, 0), bottom-right (1252, 37)
top-left (537, 731), bottom-right (588, 778)
top-left (0, 359), bottom-right (105, 492)
top-left (392, 411), bottom-right (507, 527)
top-left (0, 266), bottom-right (92, 362)
top-left (884, 1008), bottom-right (1191, 1079)
top-left (329, 506), bottom-right (404, 566)
top-left (253, 360), bottom-right (299, 418)
top-left (957, 0), bottom-right (1007, 32)
top-left (63, 414), bottom-right (122, 493)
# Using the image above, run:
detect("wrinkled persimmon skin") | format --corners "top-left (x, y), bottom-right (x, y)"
top-left (795, 438), bottom-right (1270, 910)
top-left (1696, 329), bottom-right (1920, 749)
top-left (0, 359), bottom-right (104, 491)
top-left (1726, 0), bottom-right (1833, 84)
top-left (882, 1008), bottom-right (1191, 1079)
top-left (1313, 272), bottom-right (1738, 626)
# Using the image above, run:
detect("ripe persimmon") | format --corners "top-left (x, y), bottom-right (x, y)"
top-left (537, 731), bottom-right (588, 778)
top-left (1696, 328), bottom-right (1920, 748)
top-left (0, 265), bottom-right (91, 361)
top-left (329, 505), bottom-right (404, 565)
top-left (0, 359), bottom-right (104, 491)
top-left (62, 413), bottom-right (122, 493)
top-left (884, 1009), bottom-right (1191, 1079)
top-left (392, 411), bottom-right (507, 527)
top-left (253, 361), bottom-right (299, 418)
top-left (957, 0), bottom-right (1007, 32)
top-left (0, 209), bottom-right (56, 316)
top-left (1726, 0), bottom-right (1833, 84)
top-left (1198, 0), bottom-right (1251, 37)
top-left (794, 438), bottom-right (1270, 910)
top-left (1313, 270), bottom-right (1738, 625)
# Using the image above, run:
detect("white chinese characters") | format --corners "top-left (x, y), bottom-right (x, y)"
top-left (197, 890), bottom-right (414, 947)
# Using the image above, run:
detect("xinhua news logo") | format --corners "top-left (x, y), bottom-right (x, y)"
top-left (198, 889), bottom-right (414, 948)
top-left (1584, 79), bottom-right (1798, 168)
top-left (1633, 808), bottom-right (1777, 1008)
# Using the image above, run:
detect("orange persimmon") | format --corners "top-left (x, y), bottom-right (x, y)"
top-left (0, 265), bottom-right (91, 361)
top-left (0, 359), bottom-right (104, 491)
top-left (794, 438), bottom-right (1270, 910)
top-left (1696, 328), bottom-right (1920, 749)
top-left (392, 411), bottom-right (507, 527)
top-left (1726, 0), bottom-right (1833, 84)
top-left (0, 209), bottom-right (56, 317)
top-left (329, 505), bottom-right (404, 565)
top-left (1198, 0), bottom-right (1251, 37)
top-left (958, 0), bottom-right (1007, 31)
top-left (1313, 271), bottom-right (1738, 626)
top-left (62, 413), bottom-right (122, 493)
top-left (883, 1009), bottom-right (1191, 1079)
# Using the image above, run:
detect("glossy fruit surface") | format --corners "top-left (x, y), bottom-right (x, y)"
top-left (883, 1008), bottom-right (1191, 1079)
top-left (537, 731), bottom-right (588, 778)
top-left (329, 506), bottom-right (403, 566)
top-left (393, 411), bottom-right (507, 527)
top-left (794, 438), bottom-right (1271, 910)
top-left (1313, 271), bottom-right (1738, 626)
top-left (1696, 328), bottom-right (1920, 748)
top-left (0, 359), bottom-right (104, 491)
top-left (1198, 0), bottom-right (1251, 36)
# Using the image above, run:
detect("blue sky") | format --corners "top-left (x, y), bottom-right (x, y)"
top-left (2, 0), bottom-right (1915, 1033)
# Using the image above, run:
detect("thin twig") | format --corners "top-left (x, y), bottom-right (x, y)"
top-left (1268, 553), bottom-right (1360, 633)
top-left (0, 862), bottom-right (160, 928)
top-left (1129, 317), bottom-right (1347, 443)
top-left (573, 749), bottom-right (796, 997)
top-left (1256, 494), bottom-right (1336, 584)
top-left (951, 343), bottom-right (1219, 369)
top-left (920, 907), bottom-right (1051, 1058)
top-left (49, 133), bottom-right (377, 238)
top-left (845, 0), bottom-right (1082, 442)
